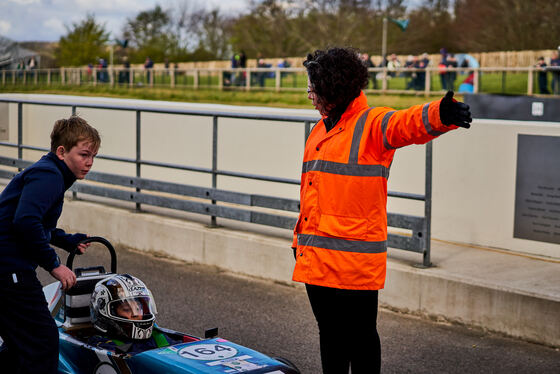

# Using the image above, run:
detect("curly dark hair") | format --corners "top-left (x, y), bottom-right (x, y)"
top-left (303, 47), bottom-right (368, 118)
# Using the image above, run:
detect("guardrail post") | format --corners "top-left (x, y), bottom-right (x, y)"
top-left (136, 110), bottom-right (142, 211)
top-left (17, 102), bottom-right (22, 170)
top-left (129, 68), bottom-right (134, 88)
top-left (246, 68), bottom-right (251, 91)
top-left (382, 68), bottom-right (388, 92)
top-left (424, 68), bottom-right (431, 96)
top-left (422, 141), bottom-right (433, 267)
top-left (72, 105), bottom-right (78, 199)
top-left (47, 70), bottom-right (51, 85)
top-left (211, 115), bottom-right (218, 227)
top-left (527, 67), bottom-right (534, 95)
top-left (193, 69), bottom-right (199, 89)
top-left (171, 69), bottom-right (175, 88)
top-left (275, 68), bottom-right (281, 92)
top-left (473, 69), bottom-right (479, 93)
top-left (217, 69), bottom-right (223, 90)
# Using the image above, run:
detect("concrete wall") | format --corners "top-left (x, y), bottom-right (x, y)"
top-left (0, 93), bottom-right (559, 259)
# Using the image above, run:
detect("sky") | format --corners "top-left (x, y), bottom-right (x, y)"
top-left (0, 0), bottom-right (249, 42)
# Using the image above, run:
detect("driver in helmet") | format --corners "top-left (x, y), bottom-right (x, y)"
top-left (88, 273), bottom-right (179, 354)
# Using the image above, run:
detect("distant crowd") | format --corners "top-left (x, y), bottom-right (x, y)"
top-left (80, 46), bottom-right (560, 94)
top-left (357, 47), bottom-right (476, 92)
top-left (535, 48), bottom-right (560, 95)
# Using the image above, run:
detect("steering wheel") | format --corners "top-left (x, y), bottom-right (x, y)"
top-left (66, 236), bottom-right (117, 274)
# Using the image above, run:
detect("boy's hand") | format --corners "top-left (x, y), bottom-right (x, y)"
top-left (51, 264), bottom-right (77, 290)
top-left (77, 241), bottom-right (90, 254)
top-left (440, 91), bottom-right (472, 128)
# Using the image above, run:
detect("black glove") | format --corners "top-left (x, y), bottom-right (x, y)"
top-left (439, 91), bottom-right (472, 129)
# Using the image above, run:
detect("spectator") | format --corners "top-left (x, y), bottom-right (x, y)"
top-left (277, 58), bottom-right (291, 80)
top-left (87, 63), bottom-right (93, 81)
top-left (535, 57), bottom-right (550, 94)
top-left (231, 52), bottom-right (246, 86)
top-left (144, 57), bottom-right (154, 84)
top-left (97, 58), bottom-right (108, 83)
top-left (360, 53), bottom-right (377, 89)
top-left (231, 53), bottom-right (239, 69)
top-left (386, 53), bottom-right (401, 77)
top-left (119, 56), bottom-right (130, 85)
top-left (239, 50), bottom-right (247, 68)
top-left (439, 47), bottom-right (449, 90)
top-left (379, 54), bottom-right (388, 68)
top-left (550, 50), bottom-right (560, 95)
top-left (447, 54), bottom-right (458, 91)
top-left (404, 54), bottom-right (415, 69)
top-left (415, 53), bottom-right (430, 91)
top-left (256, 58), bottom-right (270, 87)
top-left (404, 55), bottom-right (417, 90)
top-left (277, 58), bottom-right (290, 68)
top-left (228, 53), bottom-right (240, 86)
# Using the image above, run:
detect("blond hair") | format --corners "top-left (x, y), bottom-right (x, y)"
top-left (50, 115), bottom-right (100, 152)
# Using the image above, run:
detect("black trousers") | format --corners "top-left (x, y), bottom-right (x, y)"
top-left (0, 271), bottom-right (59, 374)
top-left (306, 284), bottom-right (381, 374)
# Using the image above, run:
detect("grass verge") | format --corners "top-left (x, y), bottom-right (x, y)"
top-left (0, 84), bottom-right (448, 110)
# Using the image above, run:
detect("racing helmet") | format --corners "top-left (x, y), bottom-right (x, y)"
top-left (90, 274), bottom-right (157, 340)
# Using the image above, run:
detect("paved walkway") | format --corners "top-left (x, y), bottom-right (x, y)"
top-left (383, 238), bottom-right (560, 348)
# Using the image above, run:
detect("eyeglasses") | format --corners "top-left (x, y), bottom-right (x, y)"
top-left (307, 88), bottom-right (315, 94)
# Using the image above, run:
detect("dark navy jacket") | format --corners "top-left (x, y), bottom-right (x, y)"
top-left (0, 152), bottom-right (86, 275)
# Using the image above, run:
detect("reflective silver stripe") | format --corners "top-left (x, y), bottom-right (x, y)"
top-left (298, 234), bottom-right (387, 254)
top-left (422, 103), bottom-right (444, 136)
top-left (381, 110), bottom-right (397, 150)
top-left (302, 159), bottom-right (389, 178)
top-left (348, 108), bottom-right (373, 164)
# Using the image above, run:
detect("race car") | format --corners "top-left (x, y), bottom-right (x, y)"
top-left (2, 237), bottom-right (300, 374)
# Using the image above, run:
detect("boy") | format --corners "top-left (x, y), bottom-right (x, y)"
top-left (0, 115), bottom-right (100, 374)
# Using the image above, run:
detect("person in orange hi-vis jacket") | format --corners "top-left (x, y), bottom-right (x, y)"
top-left (292, 47), bottom-right (471, 374)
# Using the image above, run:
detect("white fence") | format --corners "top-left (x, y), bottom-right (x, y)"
top-left (2, 66), bottom-right (560, 96)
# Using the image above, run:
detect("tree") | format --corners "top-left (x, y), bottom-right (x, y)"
top-left (122, 5), bottom-right (180, 63)
top-left (188, 8), bottom-right (234, 60)
top-left (55, 14), bottom-right (109, 67)
top-left (453, 0), bottom-right (560, 51)
top-left (230, 0), bottom-right (381, 58)
top-left (389, 0), bottom-right (453, 55)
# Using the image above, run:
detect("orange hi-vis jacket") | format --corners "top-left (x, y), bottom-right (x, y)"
top-left (292, 91), bottom-right (457, 290)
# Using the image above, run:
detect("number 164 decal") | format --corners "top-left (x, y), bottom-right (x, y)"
top-left (179, 344), bottom-right (238, 361)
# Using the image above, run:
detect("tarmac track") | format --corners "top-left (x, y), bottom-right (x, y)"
top-left (37, 243), bottom-right (560, 374)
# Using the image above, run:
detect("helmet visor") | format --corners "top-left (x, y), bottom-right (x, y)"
top-left (108, 296), bottom-right (154, 321)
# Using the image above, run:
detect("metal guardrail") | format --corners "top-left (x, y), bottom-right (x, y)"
top-left (0, 98), bottom-right (433, 266)
top-left (2, 66), bottom-right (560, 96)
